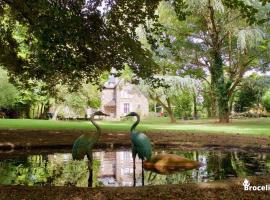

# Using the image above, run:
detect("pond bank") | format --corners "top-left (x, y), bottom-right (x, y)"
top-left (0, 129), bottom-right (270, 153)
top-left (0, 175), bottom-right (269, 200)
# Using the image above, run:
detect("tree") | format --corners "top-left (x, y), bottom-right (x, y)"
top-left (49, 83), bottom-right (101, 119)
top-left (234, 75), bottom-right (270, 112)
top-left (14, 80), bottom-right (50, 118)
top-left (0, 66), bottom-right (18, 108)
top-left (262, 90), bottom-right (270, 112)
top-left (0, 66), bottom-right (51, 118)
top-left (173, 88), bottom-right (193, 119)
top-left (0, 0), bottom-right (160, 90)
top-left (144, 0), bottom-right (270, 122)
top-left (140, 76), bottom-right (201, 123)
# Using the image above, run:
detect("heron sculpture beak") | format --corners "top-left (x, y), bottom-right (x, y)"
top-left (101, 112), bottom-right (109, 116)
top-left (94, 111), bottom-right (109, 116)
top-left (124, 113), bottom-right (131, 117)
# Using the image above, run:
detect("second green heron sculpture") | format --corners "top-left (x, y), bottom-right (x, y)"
top-left (72, 110), bottom-right (109, 187)
top-left (125, 112), bottom-right (152, 186)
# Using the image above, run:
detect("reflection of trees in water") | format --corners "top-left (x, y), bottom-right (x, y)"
top-left (231, 152), bottom-right (270, 177)
top-left (207, 152), bottom-right (270, 180)
top-left (1, 151), bottom-right (270, 187)
top-left (207, 152), bottom-right (236, 180)
top-left (146, 171), bottom-right (193, 185)
top-left (0, 154), bottom-right (100, 187)
top-left (266, 154), bottom-right (270, 170)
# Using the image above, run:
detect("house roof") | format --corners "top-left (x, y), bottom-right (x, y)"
top-left (103, 75), bottom-right (119, 89)
top-left (102, 75), bottom-right (148, 99)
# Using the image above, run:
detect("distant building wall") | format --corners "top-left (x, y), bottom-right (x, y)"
top-left (116, 84), bottom-right (149, 119)
top-left (101, 79), bottom-right (149, 120)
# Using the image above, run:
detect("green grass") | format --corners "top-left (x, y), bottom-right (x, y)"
top-left (0, 117), bottom-right (270, 135)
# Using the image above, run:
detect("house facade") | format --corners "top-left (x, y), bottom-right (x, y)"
top-left (101, 76), bottom-right (149, 119)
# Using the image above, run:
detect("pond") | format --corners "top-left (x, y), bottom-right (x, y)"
top-left (0, 149), bottom-right (270, 187)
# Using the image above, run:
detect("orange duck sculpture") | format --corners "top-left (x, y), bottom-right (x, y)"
top-left (143, 153), bottom-right (202, 174)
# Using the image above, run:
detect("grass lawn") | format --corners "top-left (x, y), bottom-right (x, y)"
top-left (0, 117), bottom-right (270, 135)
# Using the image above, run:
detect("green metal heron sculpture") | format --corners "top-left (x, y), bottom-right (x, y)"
top-left (72, 110), bottom-right (109, 187)
top-left (125, 112), bottom-right (152, 186)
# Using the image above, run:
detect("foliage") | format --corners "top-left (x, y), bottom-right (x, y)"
top-left (201, 83), bottom-right (216, 118)
top-left (140, 76), bottom-right (201, 122)
top-left (0, 66), bottom-right (18, 108)
top-left (173, 87), bottom-right (193, 118)
top-left (234, 75), bottom-right (270, 112)
top-left (0, 154), bottom-right (100, 187)
top-left (0, 0), bottom-right (161, 90)
top-left (51, 83), bottom-right (101, 118)
top-left (143, 0), bottom-right (270, 122)
top-left (262, 90), bottom-right (270, 112)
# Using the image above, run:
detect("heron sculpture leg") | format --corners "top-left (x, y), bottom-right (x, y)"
top-left (87, 153), bottom-right (93, 187)
top-left (142, 159), bottom-right (144, 186)
top-left (133, 154), bottom-right (136, 187)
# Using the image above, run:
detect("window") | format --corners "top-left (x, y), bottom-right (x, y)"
top-left (123, 103), bottom-right (130, 114)
top-left (123, 151), bottom-right (130, 160)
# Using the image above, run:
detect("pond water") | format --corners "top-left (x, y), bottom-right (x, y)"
top-left (0, 149), bottom-right (270, 187)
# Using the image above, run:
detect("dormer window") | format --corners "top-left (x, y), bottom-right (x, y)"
top-left (108, 75), bottom-right (115, 84)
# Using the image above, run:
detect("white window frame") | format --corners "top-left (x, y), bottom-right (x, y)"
top-left (123, 103), bottom-right (131, 114)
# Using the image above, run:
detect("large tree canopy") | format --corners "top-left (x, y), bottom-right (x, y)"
top-left (143, 0), bottom-right (270, 122)
top-left (1, 0), bottom-right (269, 90)
top-left (0, 0), bottom-right (161, 89)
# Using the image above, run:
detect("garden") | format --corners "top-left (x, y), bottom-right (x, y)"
top-left (0, 0), bottom-right (270, 199)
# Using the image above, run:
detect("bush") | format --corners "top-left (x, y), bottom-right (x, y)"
top-left (173, 89), bottom-right (193, 119)
top-left (262, 90), bottom-right (270, 112)
top-left (0, 68), bottom-right (19, 109)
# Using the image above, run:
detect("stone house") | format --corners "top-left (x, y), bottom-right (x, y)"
top-left (101, 76), bottom-right (149, 119)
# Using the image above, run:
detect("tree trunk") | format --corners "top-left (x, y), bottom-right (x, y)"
top-left (40, 102), bottom-right (50, 119)
top-left (207, 107), bottom-right (211, 118)
top-left (167, 108), bottom-right (176, 123)
top-left (52, 106), bottom-right (61, 120)
top-left (207, 1), bottom-right (230, 123)
top-left (211, 51), bottom-right (230, 123)
top-left (210, 88), bottom-right (217, 118)
top-left (192, 92), bottom-right (198, 119)
top-left (39, 103), bottom-right (44, 119)
top-left (218, 96), bottom-right (230, 123)
top-left (25, 104), bottom-right (31, 119)
top-left (229, 93), bottom-right (235, 114)
top-left (149, 92), bottom-right (176, 123)
top-left (166, 98), bottom-right (176, 123)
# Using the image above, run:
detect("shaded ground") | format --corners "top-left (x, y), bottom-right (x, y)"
top-left (0, 175), bottom-right (270, 200)
top-left (0, 129), bottom-right (270, 153)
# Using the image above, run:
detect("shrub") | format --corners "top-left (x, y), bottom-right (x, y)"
top-left (262, 90), bottom-right (270, 112)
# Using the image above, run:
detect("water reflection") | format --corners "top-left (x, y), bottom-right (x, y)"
top-left (0, 150), bottom-right (270, 187)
